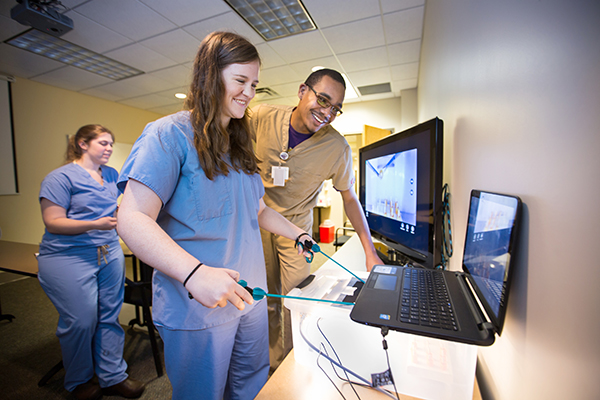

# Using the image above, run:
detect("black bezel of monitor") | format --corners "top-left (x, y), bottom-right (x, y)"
top-left (359, 117), bottom-right (444, 269)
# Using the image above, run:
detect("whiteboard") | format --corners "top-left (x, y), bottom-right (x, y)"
top-left (0, 79), bottom-right (17, 195)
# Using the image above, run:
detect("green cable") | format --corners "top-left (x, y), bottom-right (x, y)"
top-left (264, 292), bottom-right (354, 306)
top-left (239, 281), bottom-right (354, 306)
top-left (311, 243), bottom-right (365, 284)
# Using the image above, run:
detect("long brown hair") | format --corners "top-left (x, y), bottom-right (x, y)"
top-left (184, 31), bottom-right (261, 180)
top-left (65, 124), bottom-right (114, 164)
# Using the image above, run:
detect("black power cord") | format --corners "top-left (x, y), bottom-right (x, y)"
top-left (378, 327), bottom-right (400, 400)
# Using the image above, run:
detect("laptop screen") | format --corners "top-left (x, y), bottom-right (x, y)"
top-left (462, 191), bottom-right (521, 333)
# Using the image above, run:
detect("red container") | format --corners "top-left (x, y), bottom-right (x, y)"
top-left (319, 221), bottom-right (335, 243)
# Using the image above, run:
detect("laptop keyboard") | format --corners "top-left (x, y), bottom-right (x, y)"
top-left (399, 268), bottom-right (458, 331)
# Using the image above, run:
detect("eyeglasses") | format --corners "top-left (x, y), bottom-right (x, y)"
top-left (306, 84), bottom-right (343, 117)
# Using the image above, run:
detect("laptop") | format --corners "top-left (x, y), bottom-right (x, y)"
top-left (350, 190), bottom-right (522, 346)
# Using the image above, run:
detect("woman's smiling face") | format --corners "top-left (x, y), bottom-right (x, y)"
top-left (220, 60), bottom-right (260, 127)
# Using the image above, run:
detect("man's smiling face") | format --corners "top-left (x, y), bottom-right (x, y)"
top-left (291, 75), bottom-right (345, 134)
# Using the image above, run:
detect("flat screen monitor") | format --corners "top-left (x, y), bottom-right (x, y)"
top-left (359, 117), bottom-right (444, 268)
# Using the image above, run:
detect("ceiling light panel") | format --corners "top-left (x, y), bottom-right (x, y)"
top-left (5, 29), bottom-right (144, 81)
top-left (224, 0), bottom-right (316, 41)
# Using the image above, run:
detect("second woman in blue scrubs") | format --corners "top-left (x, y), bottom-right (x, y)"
top-left (116, 31), bottom-right (314, 400)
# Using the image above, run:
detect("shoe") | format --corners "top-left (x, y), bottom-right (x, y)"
top-left (72, 380), bottom-right (102, 400)
top-left (102, 378), bottom-right (145, 398)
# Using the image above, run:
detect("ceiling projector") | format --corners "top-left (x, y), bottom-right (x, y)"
top-left (11, 0), bottom-right (73, 37)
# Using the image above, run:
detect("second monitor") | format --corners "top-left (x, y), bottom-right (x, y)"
top-left (359, 117), bottom-right (444, 269)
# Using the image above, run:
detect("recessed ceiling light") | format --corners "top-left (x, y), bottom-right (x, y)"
top-left (175, 93), bottom-right (187, 99)
top-left (224, 0), bottom-right (316, 41)
top-left (4, 29), bottom-right (143, 81)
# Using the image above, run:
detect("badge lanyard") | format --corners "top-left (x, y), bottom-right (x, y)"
top-left (272, 145), bottom-right (290, 187)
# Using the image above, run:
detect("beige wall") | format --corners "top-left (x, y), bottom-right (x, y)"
top-left (0, 77), bottom-right (162, 244)
top-left (420, 1), bottom-right (600, 399)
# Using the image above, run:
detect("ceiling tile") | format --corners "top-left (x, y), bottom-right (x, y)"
top-left (118, 93), bottom-right (181, 109)
top-left (391, 78), bottom-right (418, 94)
top-left (347, 67), bottom-right (391, 88)
top-left (0, 14), bottom-right (28, 42)
top-left (31, 66), bottom-right (112, 92)
top-left (267, 30), bottom-right (332, 64)
top-left (322, 16), bottom-right (385, 54)
top-left (337, 46), bottom-right (389, 72)
top-left (79, 86), bottom-right (123, 102)
top-left (383, 6), bottom-right (424, 45)
top-left (302, 0), bottom-right (381, 28)
top-left (60, 0), bottom-right (90, 8)
top-left (380, 0), bottom-right (425, 14)
top-left (357, 92), bottom-right (395, 101)
top-left (154, 86), bottom-right (189, 99)
top-left (105, 43), bottom-right (177, 72)
top-left (85, 73), bottom-right (174, 100)
top-left (387, 39), bottom-right (421, 65)
top-left (0, 44), bottom-right (64, 78)
top-left (255, 43), bottom-right (287, 69)
top-left (74, 0), bottom-right (177, 41)
top-left (288, 56), bottom-right (342, 78)
top-left (148, 65), bottom-right (192, 88)
top-left (264, 81), bottom-right (302, 98)
top-left (140, 29), bottom-right (201, 64)
top-left (0, 2), bottom-right (14, 17)
top-left (390, 62), bottom-right (419, 81)
top-left (258, 65), bottom-right (303, 87)
top-left (140, 0), bottom-right (230, 27)
top-left (61, 11), bottom-right (133, 53)
top-left (184, 12), bottom-right (264, 45)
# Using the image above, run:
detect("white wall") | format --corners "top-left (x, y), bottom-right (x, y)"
top-left (419, 1), bottom-right (600, 399)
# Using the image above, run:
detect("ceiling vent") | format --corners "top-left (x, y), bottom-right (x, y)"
top-left (254, 87), bottom-right (279, 100)
top-left (357, 83), bottom-right (391, 96)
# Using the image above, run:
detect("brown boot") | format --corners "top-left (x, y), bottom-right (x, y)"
top-left (72, 380), bottom-right (102, 400)
top-left (102, 377), bottom-right (145, 398)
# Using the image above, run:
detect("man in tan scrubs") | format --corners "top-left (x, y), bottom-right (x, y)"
top-left (251, 68), bottom-right (383, 371)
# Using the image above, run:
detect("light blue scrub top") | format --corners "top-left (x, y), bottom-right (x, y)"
top-left (118, 111), bottom-right (267, 330)
top-left (39, 163), bottom-right (120, 254)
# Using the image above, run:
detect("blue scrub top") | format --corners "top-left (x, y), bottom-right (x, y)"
top-left (39, 163), bottom-right (120, 254)
top-left (118, 111), bottom-right (267, 330)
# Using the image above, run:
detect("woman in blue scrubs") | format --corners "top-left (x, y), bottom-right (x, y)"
top-left (38, 125), bottom-right (145, 400)
top-left (116, 32), bottom-right (315, 400)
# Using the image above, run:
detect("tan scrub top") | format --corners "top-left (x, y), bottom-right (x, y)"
top-left (251, 103), bottom-right (354, 224)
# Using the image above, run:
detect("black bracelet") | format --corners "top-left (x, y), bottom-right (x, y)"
top-left (294, 232), bottom-right (312, 248)
top-left (184, 263), bottom-right (203, 299)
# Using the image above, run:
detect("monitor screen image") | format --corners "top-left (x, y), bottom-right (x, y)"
top-left (359, 117), bottom-right (444, 268)
top-left (364, 148), bottom-right (418, 226)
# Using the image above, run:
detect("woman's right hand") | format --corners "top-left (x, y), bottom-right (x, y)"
top-left (94, 216), bottom-right (117, 230)
top-left (185, 265), bottom-right (254, 310)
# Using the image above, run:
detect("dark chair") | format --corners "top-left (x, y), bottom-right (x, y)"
top-left (333, 221), bottom-right (355, 251)
top-left (123, 256), bottom-right (163, 377)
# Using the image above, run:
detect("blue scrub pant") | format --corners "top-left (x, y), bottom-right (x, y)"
top-left (157, 300), bottom-right (269, 400)
top-left (37, 242), bottom-right (128, 391)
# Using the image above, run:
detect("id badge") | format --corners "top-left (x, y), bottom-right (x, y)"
top-left (272, 166), bottom-right (289, 187)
